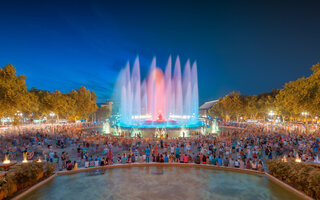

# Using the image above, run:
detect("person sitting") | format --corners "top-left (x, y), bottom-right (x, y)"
top-left (195, 154), bottom-right (201, 164)
top-left (180, 154), bottom-right (184, 163)
top-left (94, 158), bottom-right (99, 167)
top-left (164, 153), bottom-right (169, 163)
top-left (160, 154), bottom-right (164, 163)
top-left (89, 160), bottom-right (95, 167)
top-left (85, 159), bottom-right (89, 168)
top-left (100, 157), bottom-right (106, 166)
top-left (66, 160), bottom-right (73, 170)
top-left (184, 154), bottom-right (188, 163)
top-left (121, 155), bottom-right (127, 164)
top-left (73, 161), bottom-right (78, 169)
top-left (234, 159), bottom-right (240, 168)
top-left (251, 160), bottom-right (257, 170)
top-left (217, 157), bottom-right (223, 166)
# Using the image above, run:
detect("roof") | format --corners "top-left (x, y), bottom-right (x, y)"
top-left (199, 100), bottom-right (218, 110)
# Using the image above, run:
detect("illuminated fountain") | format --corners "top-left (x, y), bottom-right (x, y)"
top-left (130, 128), bottom-right (140, 137)
top-left (115, 56), bottom-right (204, 137)
top-left (295, 155), bottom-right (302, 163)
top-left (180, 127), bottom-right (190, 137)
top-left (22, 152), bottom-right (28, 163)
top-left (3, 154), bottom-right (10, 164)
top-left (201, 126), bottom-right (206, 135)
top-left (37, 157), bottom-right (42, 163)
top-left (211, 119), bottom-right (220, 134)
top-left (102, 121), bottom-right (111, 134)
top-left (113, 126), bottom-right (122, 136)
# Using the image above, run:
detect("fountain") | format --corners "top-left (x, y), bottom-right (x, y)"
top-left (22, 152), bottom-right (28, 163)
top-left (201, 126), bottom-right (206, 135)
top-left (115, 56), bottom-right (204, 137)
top-left (3, 154), bottom-right (10, 164)
top-left (130, 128), bottom-right (140, 137)
top-left (102, 121), bottom-right (111, 134)
top-left (295, 155), bottom-right (302, 163)
top-left (211, 119), bottom-right (220, 134)
top-left (180, 127), bottom-right (190, 137)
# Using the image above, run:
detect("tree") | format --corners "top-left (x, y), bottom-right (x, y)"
top-left (68, 86), bottom-right (98, 121)
top-left (0, 64), bottom-right (29, 123)
top-left (209, 91), bottom-right (244, 122)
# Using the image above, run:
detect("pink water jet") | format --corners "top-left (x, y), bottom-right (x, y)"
top-left (116, 56), bottom-right (199, 126)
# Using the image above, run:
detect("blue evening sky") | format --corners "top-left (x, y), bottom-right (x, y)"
top-left (0, 0), bottom-right (320, 104)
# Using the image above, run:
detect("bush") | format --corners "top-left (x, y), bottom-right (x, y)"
top-left (267, 159), bottom-right (320, 199)
top-left (0, 161), bottom-right (55, 200)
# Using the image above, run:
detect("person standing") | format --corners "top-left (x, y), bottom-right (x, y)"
top-left (145, 146), bottom-right (150, 163)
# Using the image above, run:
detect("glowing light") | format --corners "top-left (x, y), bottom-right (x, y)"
top-left (268, 110), bottom-right (275, 116)
top-left (169, 114), bottom-right (191, 120)
top-left (201, 126), bottom-right (206, 135)
top-left (281, 156), bottom-right (287, 162)
top-left (211, 120), bottom-right (220, 134)
top-left (131, 115), bottom-right (152, 120)
top-left (295, 156), bottom-right (301, 163)
top-left (3, 154), bottom-right (10, 164)
top-left (37, 158), bottom-right (42, 163)
top-left (130, 128), bottom-right (140, 137)
top-left (180, 127), bottom-right (189, 137)
top-left (102, 121), bottom-right (111, 134)
top-left (315, 156), bottom-right (320, 164)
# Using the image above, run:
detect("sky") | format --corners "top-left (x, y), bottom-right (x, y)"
top-left (0, 0), bottom-right (320, 104)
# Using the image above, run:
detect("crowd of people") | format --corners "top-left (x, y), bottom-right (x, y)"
top-left (0, 121), bottom-right (319, 173)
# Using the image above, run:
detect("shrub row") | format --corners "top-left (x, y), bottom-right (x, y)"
top-left (267, 159), bottom-right (320, 199)
top-left (0, 161), bottom-right (55, 200)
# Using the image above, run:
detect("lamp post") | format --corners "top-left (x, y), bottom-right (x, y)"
top-left (49, 112), bottom-right (55, 123)
top-left (15, 111), bottom-right (23, 124)
top-left (268, 110), bottom-right (275, 131)
top-left (301, 112), bottom-right (309, 134)
top-left (49, 112), bottom-right (55, 134)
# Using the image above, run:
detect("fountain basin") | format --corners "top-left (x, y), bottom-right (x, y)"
top-left (22, 165), bottom-right (304, 200)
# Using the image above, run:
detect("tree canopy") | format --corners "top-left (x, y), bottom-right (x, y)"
top-left (209, 63), bottom-right (320, 122)
top-left (0, 64), bottom-right (98, 123)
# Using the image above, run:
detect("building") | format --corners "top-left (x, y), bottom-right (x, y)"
top-left (199, 100), bottom-right (218, 118)
top-left (101, 101), bottom-right (113, 111)
top-left (96, 101), bottom-right (113, 122)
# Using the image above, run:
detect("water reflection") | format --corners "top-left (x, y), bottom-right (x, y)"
top-left (24, 166), bottom-right (303, 200)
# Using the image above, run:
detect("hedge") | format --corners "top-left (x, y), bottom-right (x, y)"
top-left (267, 158), bottom-right (320, 199)
top-left (0, 161), bottom-right (55, 200)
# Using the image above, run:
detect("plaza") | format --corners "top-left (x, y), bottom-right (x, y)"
top-left (1, 0), bottom-right (320, 200)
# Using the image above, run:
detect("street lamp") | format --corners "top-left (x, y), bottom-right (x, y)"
top-left (15, 111), bottom-right (23, 124)
top-left (301, 112), bottom-right (309, 133)
top-left (268, 110), bottom-right (275, 117)
top-left (268, 110), bottom-right (275, 131)
top-left (49, 112), bottom-right (55, 123)
top-left (314, 116), bottom-right (318, 125)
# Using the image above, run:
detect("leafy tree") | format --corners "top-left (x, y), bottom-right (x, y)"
top-left (0, 64), bottom-right (29, 123)
top-left (0, 64), bottom-right (99, 124)
top-left (68, 86), bottom-right (98, 121)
